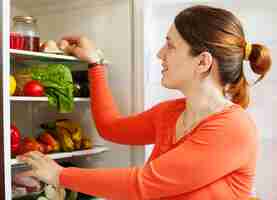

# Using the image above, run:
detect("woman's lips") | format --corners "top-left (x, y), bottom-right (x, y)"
top-left (161, 64), bottom-right (168, 74)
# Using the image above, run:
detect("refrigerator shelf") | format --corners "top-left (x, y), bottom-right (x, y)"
top-left (11, 146), bottom-right (109, 166)
top-left (10, 96), bottom-right (90, 102)
top-left (10, 49), bottom-right (81, 62)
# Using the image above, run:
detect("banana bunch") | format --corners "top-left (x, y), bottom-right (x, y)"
top-left (41, 119), bottom-right (92, 152)
top-left (56, 119), bottom-right (82, 151)
top-left (56, 119), bottom-right (93, 151)
top-left (56, 126), bottom-right (75, 152)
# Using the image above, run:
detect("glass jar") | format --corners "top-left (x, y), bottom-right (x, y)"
top-left (10, 16), bottom-right (40, 52)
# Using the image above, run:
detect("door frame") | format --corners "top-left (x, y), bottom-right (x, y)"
top-left (0, 0), bottom-right (12, 199)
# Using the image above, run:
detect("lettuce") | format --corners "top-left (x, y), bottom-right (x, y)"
top-left (31, 64), bottom-right (74, 113)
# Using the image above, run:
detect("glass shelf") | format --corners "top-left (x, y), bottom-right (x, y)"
top-left (12, 146), bottom-right (109, 166)
top-left (10, 96), bottom-right (90, 102)
top-left (10, 49), bottom-right (79, 61)
top-left (10, 49), bottom-right (87, 69)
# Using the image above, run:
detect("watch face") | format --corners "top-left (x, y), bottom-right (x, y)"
top-left (89, 49), bottom-right (109, 65)
top-left (89, 50), bottom-right (102, 63)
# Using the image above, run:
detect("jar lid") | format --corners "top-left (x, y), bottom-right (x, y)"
top-left (13, 16), bottom-right (37, 24)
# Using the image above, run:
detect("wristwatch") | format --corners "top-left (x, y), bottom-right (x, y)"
top-left (88, 49), bottom-right (109, 68)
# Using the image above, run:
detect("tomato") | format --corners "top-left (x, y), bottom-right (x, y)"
top-left (11, 125), bottom-right (21, 155)
top-left (23, 80), bottom-right (44, 96)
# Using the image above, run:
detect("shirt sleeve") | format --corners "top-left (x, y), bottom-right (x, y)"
top-left (60, 115), bottom-right (257, 200)
top-left (88, 65), bottom-right (159, 145)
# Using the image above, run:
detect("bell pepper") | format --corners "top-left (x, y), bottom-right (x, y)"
top-left (38, 132), bottom-right (60, 152)
top-left (11, 125), bottom-right (21, 155)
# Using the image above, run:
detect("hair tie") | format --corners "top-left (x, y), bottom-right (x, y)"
top-left (244, 42), bottom-right (252, 61)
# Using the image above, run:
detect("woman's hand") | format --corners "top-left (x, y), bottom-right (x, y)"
top-left (17, 151), bottom-right (64, 186)
top-left (58, 35), bottom-right (97, 63)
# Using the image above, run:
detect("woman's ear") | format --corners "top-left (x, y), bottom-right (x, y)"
top-left (195, 51), bottom-right (213, 74)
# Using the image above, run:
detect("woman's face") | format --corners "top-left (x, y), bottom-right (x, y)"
top-left (157, 24), bottom-right (201, 91)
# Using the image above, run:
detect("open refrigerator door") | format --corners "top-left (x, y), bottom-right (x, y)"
top-left (1, 0), bottom-right (145, 199)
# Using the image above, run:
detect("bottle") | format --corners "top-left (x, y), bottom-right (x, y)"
top-left (72, 71), bottom-right (89, 97)
top-left (10, 16), bottom-right (40, 52)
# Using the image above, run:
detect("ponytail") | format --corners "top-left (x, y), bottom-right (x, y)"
top-left (249, 44), bottom-right (272, 84)
top-left (228, 43), bottom-right (271, 108)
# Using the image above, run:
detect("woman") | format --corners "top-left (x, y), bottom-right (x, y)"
top-left (18, 5), bottom-right (271, 200)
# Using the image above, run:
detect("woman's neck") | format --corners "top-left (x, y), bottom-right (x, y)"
top-left (182, 79), bottom-right (233, 123)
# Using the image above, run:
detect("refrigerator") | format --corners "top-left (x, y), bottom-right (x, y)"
top-left (1, 0), bottom-right (276, 200)
top-left (1, 0), bottom-right (145, 199)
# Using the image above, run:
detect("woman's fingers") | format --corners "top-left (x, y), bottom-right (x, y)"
top-left (16, 151), bottom-right (62, 186)
top-left (44, 155), bottom-right (53, 162)
top-left (63, 45), bottom-right (94, 63)
top-left (61, 35), bottom-right (95, 50)
top-left (61, 35), bottom-right (89, 47)
top-left (17, 151), bottom-right (46, 169)
top-left (57, 40), bottom-right (70, 51)
top-left (61, 35), bottom-right (82, 45)
top-left (28, 150), bottom-right (44, 157)
top-left (26, 151), bottom-right (46, 163)
top-left (64, 45), bottom-right (83, 58)
top-left (18, 155), bottom-right (41, 170)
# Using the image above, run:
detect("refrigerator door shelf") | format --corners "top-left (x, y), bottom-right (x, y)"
top-left (11, 146), bottom-right (109, 166)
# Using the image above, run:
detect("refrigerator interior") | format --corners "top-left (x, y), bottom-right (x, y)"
top-left (10, 0), bottom-right (136, 168)
top-left (144, 0), bottom-right (277, 199)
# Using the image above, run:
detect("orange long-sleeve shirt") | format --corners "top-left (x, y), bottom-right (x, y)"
top-left (59, 65), bottom-right (258, 200)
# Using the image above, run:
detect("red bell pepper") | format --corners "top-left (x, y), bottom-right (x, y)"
top-left (11, 125), bottom-right (21, 155)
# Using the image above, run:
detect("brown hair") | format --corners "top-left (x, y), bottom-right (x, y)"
top-left (174, 5), bottom-right (271, 108)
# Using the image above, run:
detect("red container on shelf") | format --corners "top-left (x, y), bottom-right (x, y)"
top-left (10, 32), bottom-right (23, 50)
top-left (10, 16), bottom-right (40, 52)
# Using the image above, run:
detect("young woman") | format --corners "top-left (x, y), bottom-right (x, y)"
top-left (19, 5), bottom-right (271, 200)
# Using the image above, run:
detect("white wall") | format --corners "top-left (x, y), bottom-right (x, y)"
top-left (144, 1), bottom-right (277, 199)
